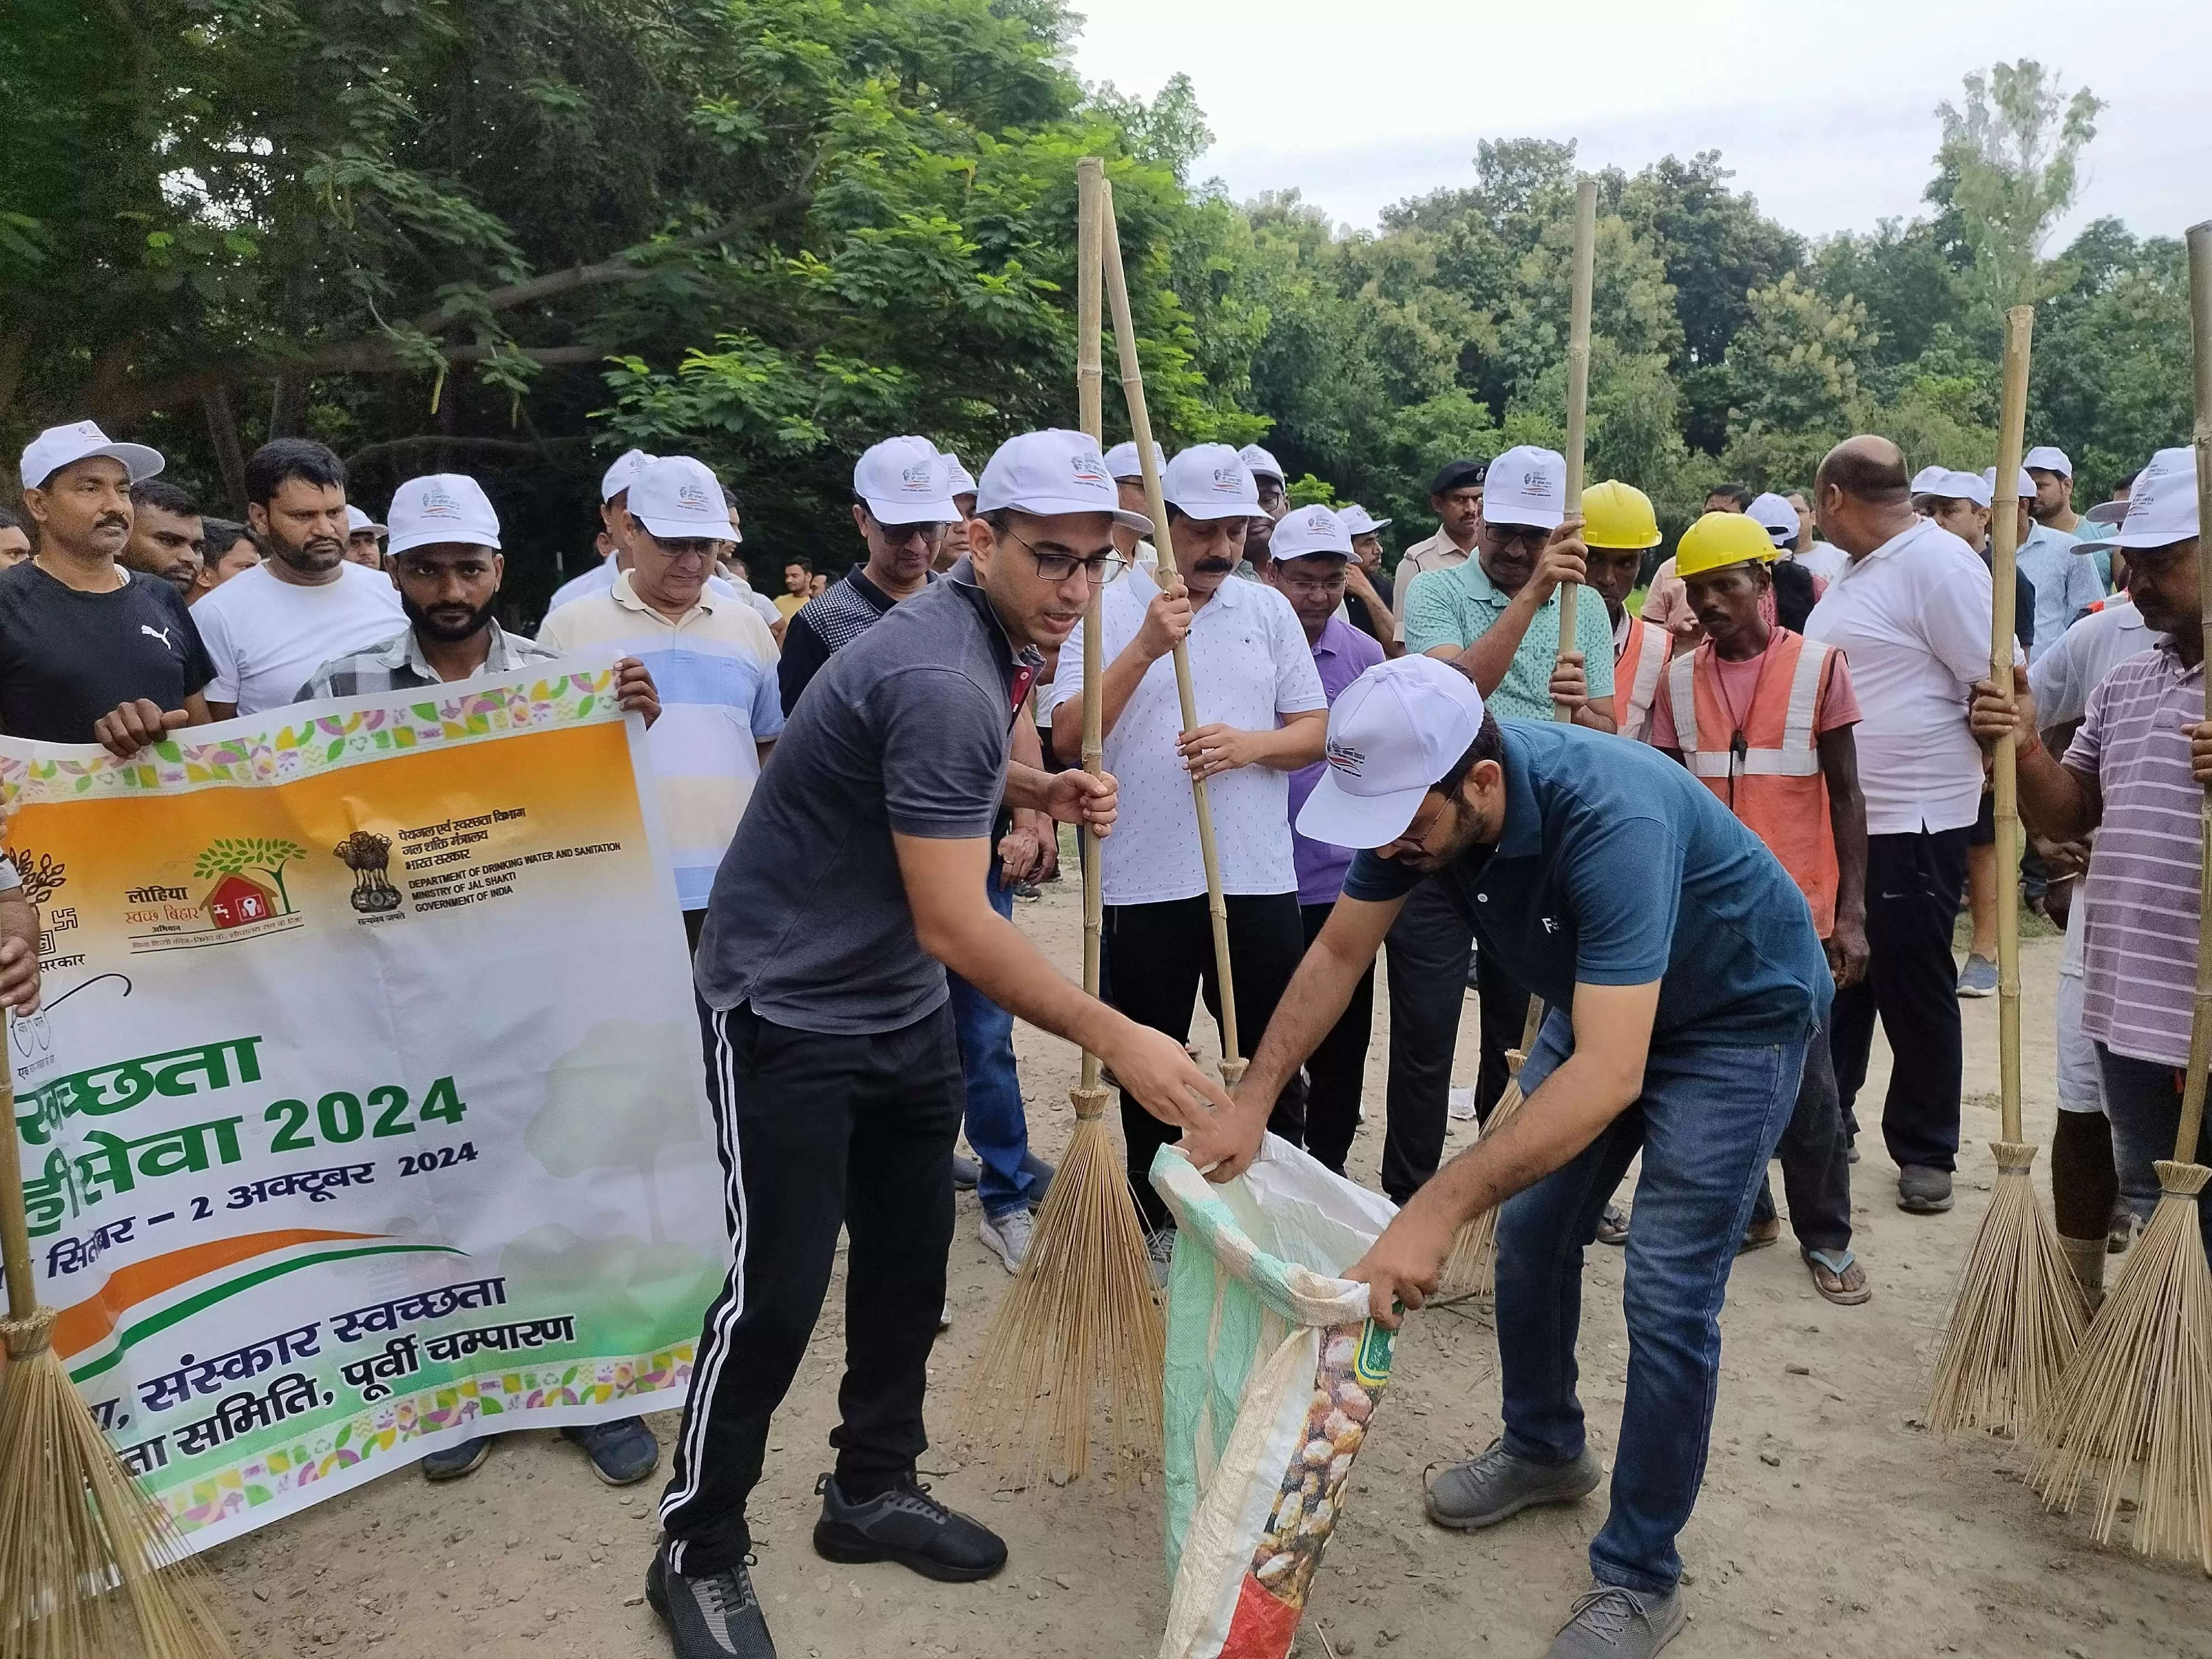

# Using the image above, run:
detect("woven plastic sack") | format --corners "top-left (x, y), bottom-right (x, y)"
top-left (1149, 1135), bottom-right (1398, 1659)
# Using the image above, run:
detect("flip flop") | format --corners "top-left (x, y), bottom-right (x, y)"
top-left (1802, 1248), bottom-right (1871, 1306)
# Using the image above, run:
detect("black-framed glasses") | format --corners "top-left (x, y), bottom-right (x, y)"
top-left (1005, 528), bottom-right (1123, 584)
top-left (874, 519), bottom-right (948, 551)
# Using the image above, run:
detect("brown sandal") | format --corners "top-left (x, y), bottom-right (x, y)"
top-left (1803, 1249), bottom-right (1871, 1305)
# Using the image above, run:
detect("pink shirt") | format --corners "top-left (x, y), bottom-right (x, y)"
top-left (1647, 630), bottom-right (1862, 751)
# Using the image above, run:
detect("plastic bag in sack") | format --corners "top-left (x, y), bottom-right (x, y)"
top-left (1149, 1135), bottom-right (1399, 1659)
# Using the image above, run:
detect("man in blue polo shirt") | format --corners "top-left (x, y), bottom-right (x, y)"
top-left (1181, 656), bottom-right (1830, 1659)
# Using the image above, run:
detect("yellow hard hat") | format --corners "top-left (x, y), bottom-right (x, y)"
top-left (1674, 511), bottom-right (1777, 580)
top-left (1580, 479), bottom-right (1662, 550)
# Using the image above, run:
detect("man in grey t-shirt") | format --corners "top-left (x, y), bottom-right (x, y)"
top-left (648, 430), bottom-right (1235, 1659)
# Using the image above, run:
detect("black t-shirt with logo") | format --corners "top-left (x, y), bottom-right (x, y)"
top-left (0, 562), bottom-right (215, 743)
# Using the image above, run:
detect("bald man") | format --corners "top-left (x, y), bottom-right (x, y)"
top-left (1802, 437), bottom-right (1996, 1217)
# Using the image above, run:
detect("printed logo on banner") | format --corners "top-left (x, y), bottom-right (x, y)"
top-left (334, 831), bottom-right (403, 914)
top-left (124, 838), bottom-right (309, 953)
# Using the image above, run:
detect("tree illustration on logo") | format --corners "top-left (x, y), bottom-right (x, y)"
top-left (7, 847), bottom-right (65, 906)
top-left (194, 837), bottom-right (307, 914)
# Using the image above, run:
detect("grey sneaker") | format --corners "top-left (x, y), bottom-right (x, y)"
top-left (646, 1542), bottom-right (775, 1658)
top-left (979, 1207), bottom-right (1033, 1274)
top-left (1146, 1227), bottom-right (1177, 1288)
top-left (1956, 953), bottom-right (1997, 998)
top-left (1546, 1581), bottom-right (1686, 1658)
top-left (1897, 1165), bottom-right (1954, 1214)
top-left (1425, 1438), bottom-right (1602, 1530)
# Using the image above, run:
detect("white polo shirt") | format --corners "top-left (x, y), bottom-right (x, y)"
top-left (1803, 517), bottom-right (1993, 835)
top-left (1047, 567), bottom-right (1325, 905)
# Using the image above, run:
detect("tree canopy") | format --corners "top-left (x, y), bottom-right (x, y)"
top-left (2, 11), bottom-right (2184, 599)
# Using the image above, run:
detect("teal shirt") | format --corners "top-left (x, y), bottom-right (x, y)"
top-left (1401, 557), bottom-right (1617, 721)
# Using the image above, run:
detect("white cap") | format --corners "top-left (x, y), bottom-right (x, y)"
top-left (19, 420), bottom-right (164, 489)
top-left (1339, 504), bottom-right (1392, 536)
top-left (1270, 504), bottom-right (1353, 562)
top-left (1908, 465), bottom-right (1950, 496)
top-left (629, 456), bottom-right (732, 541)
top-left (1102, 440), bottom-right (1165, 481)
top-left (940, 450), bottom-right (978, 498)
top-left (1481, 445), bottom-right (1566, 530)
top-left (1981, 465), bottom-right (2036, 499)
top-left (2023, 446), bottom-right (2072, 478)
top-left (975, 430), bottom-right (1151, 533)
top-left (1931, 469), bottom-right (1992, 508)
top-left (1296, 657), bottom-right (1487, 849)
top-left (854, 435), bottom-right (958, 526)
top-left (1239, 443), bottom-right (1286, 484)
top-left (2078, 447), bottom-right (2198, 552)
top-left (346, 504), bottom-right (388, 538)
top-left (1162, 445), bottom-right (1259, 521)
top-left (1746, 492), bottom-right (1798, 547)
top-left (600, 448), bottom-right (655, 502)
top-left (386, 474), bottom-right (500, 556)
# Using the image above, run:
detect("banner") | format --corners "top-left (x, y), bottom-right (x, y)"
top-left (1, 665), bottom-right (726, 1553)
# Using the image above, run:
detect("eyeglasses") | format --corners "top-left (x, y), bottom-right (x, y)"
top-left (1004, 528), bottom-right (1124, 584)
top-left (1486, 523), bottom-right (1548, 555)
top-left (1276, 567), bottom-right (1347, 596)
top-left (874, 520), bottom-right (948, 551)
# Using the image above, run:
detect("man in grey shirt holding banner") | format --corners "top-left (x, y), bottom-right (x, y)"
top-left (648, 430), bottom-right (1235, 1659)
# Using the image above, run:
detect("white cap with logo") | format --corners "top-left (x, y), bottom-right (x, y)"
top-left (1909, 465), bottom-right (1950, 497)
top-left (629, 456), bottom-right (731, 541)
top-left (1296, 656), bottom-right (1487, 850)
top-left (854, 436), bottom-right (958, 526)
top-left (2078, 447), bottom-right (2198, 551)
top-left (2023, 446), bottom-right (2072, 478)
top-left (600, 448), bottom-right (655, 503)
top-left (1931, 469), bottom-right (1993, 508)
top-left (1480, 445), bottom-right (1566, 530)
top-left (19, 420), bottom-right (164, 490)
top-left (1102, 440), bottom-right (1166, 481)
top-left (346, 505), bottom-right (389, 538)
top-left (1746, 492), bottom-right (1798, 547)
top-left (1270, 504), bottom-right (1353, 562)
top-left (975, 430), bottom-right (1152, 532)
top-left (1981, 465), bottom-right (2036, 500)
top-left (1239, 443), bottom-right (1286, 484)
top-left (1162, 445), bottom-right (1259, 521)
top-left (940, 450), bottom-right (978, 498)
top-left (1338, 504), bottom-right (1392, 536)
top-left (387, 474), bottom-right (501, 556)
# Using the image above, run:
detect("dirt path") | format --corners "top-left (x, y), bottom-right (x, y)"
top-left (205, 877), bottom-right (2212, 1657)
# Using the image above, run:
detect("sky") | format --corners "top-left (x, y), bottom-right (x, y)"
top-left (1069, 0), bottom-right (2208, 247)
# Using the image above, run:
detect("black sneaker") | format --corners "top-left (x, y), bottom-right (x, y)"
top-left (646, 1541), bottom-right (776, 1659)
top-left (811, 1472), bottom-right (1006, 1583)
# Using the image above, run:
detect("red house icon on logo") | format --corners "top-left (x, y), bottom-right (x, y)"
top-left (202, 873), bottom-right (277, 929)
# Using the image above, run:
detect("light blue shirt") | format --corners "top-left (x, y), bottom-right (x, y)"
top-left (2016, 523), bottom-right (2104, 666)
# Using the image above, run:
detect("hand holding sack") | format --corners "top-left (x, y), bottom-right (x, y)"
top-left (1149, 1138), bottom-right (1398, 1659)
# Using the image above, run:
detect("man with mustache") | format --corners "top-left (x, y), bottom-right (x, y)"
top-left (1, 421), bottom-right (216, 757)
top-left (1180, 652), bottom-right (1832, 1659)
top-left (122, 478), bottom-right (206, 595)
top-left (192, 438), bottom-right (403, 717)
top-left (1045, 442), bottom-right (1327, 1272)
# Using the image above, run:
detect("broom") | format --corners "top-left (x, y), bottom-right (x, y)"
top-left (0, 1015), bottom-right (234, 1658)
top-left (1433, 177), bottom-right (1596, 1300)
top-left (2028, 221), bottom-right (2212, 1570)
top-left (1098, 179), bottom-right (1249, 1088)
top-left (1923, 302), bottom-right (2090, 1441)
top-left (962, 158), bottom-right (1165, 1484)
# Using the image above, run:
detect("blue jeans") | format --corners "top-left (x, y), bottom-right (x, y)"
top-left (947, 869), bottom-right (1047, 1219)
top-left (1496, 1009), bottom-right (1810, 1595)
top-left (2094, 1044), bottom-right (2212, 1259)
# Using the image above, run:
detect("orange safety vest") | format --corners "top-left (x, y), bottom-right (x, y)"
top-left (1662, 628), bottom-right (1839, 936)
top-left (1614, 616), bottom-right (1671, 744)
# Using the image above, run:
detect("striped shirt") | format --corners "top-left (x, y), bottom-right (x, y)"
top-left (294, 622), bottom-right (559, 702)
top-left (536, 572), bottom-right (784, 911)
top-left (2068, 641), bottom-right (2204, 1066)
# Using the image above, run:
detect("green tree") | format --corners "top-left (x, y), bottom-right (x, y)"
top-left (1934, 60), bottom-right (2104, 316)
top-left (194, 838), bottom-right (308, 914)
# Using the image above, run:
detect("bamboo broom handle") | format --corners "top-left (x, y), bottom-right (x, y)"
top-left (1555, 176), bottom-right (1597, 724)
top-left (1076, 159), bottom-right (1107, 1098)
top-left (0, 1019), bottom-right (35, 1323)
top-left (2174, 220), bottom-right (2212, 1161)
top-left (1099, 180), bottom-right (1244, 1076)
top-left (1988, 302), bottom-right (2032, 1146)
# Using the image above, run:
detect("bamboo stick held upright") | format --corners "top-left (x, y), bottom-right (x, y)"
top-left (1988, 306), bottom-right (2030, 1144)
top-left (1554, 175), bottom-right (1597, 724)
top-left (1076, 155), bottom-right (1107, 1097)
top-left (1098, 179), bottom-right (1246, 1086)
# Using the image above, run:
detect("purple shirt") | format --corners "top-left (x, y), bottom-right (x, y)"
top-left (2067, 640), bottom-right (2204, 1067)
top-left (1290, 615), bottom-right (1387, 904)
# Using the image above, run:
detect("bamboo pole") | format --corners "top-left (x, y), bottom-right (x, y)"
top-left (1099, 179), bottom-right (1246, 1086)
top-left (1077, 155), bottom-right (1106, 1097)
top-left (1923, 302), bottom-right (2088, 1442)
top-left (1554, 176), bottom-right (1597, 724)
top-left (2030, 222), bottom-right (2212, 1569)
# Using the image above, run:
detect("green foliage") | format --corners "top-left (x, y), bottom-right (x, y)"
top-left (1936, 60), bottom-right (2104, 317)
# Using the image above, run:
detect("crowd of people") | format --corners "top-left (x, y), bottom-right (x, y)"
top-left (3, 408), bottom-right (2204, 1659)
